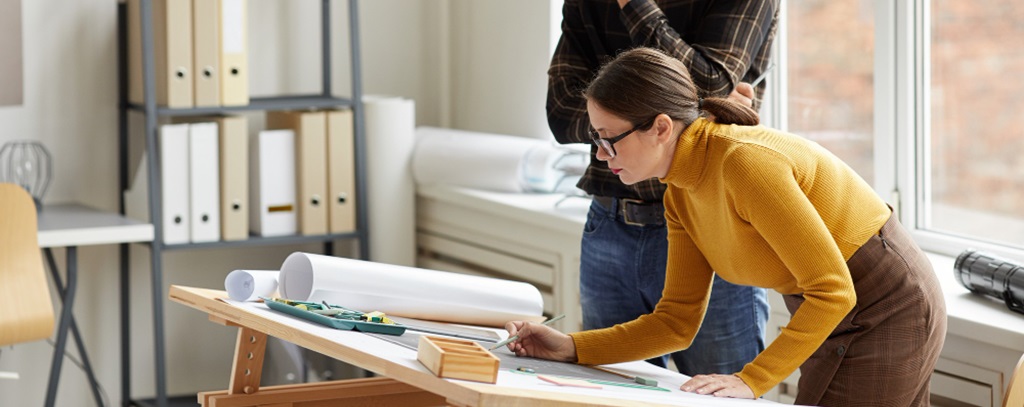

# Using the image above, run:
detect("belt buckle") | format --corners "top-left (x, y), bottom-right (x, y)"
top-left (620, 198), bottom-right (646, 226)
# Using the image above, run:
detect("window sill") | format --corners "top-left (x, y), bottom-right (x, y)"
top-left (926, 252), bottom-right (1024, 352)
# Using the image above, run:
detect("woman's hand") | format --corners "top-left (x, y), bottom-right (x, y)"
top-left (681, 374), bottom-right (755, 398)
top-left (503, 321), bottom-right (578, 362)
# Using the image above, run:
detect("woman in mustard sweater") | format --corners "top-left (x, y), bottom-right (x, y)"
top-left (503, 47), bottom-right (946, 406)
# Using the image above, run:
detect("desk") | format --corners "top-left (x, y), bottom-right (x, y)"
top-left (37, 203), bottom-right (153, 407)
top-left (169, 285), bottom-right (779, 407)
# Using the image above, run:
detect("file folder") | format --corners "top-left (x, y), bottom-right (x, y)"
top-left (250, 129), bottom-right (297, 237)
top-left (215, 115), bottom-right (248, 241)
top-left (326, 109), bottom-right (356, 234)
top-left (192, 0), bottom-right (220, 107)
top-left (267, 111), bottom-right (328, 236)
top-left (160, 123), bottom-right (191, 244)
top-left (128, 0), bottom-right (194, 108)
top-left (188, 122), bottom-right (221, 243)
top-left (218, 0), bottom-right (248, 106)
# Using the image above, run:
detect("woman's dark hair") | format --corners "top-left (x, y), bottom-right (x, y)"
top-left (583, 47), bottom-right (759, 129)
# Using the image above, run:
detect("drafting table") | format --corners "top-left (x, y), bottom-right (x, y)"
top-left (170, 285), bottom-right (779, 407)
top-left (37, 203), bottom-right (154, 407)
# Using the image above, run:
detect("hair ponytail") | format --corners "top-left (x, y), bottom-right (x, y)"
top-left (587, 47), bottom-right (760, 129)
top-left (701, 97), bottom-right (760, 126)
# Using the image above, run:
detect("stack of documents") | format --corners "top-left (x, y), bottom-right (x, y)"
top-left (124, 116), bottom-right (249, 244)
top-left (128, 0), bottom-right (249, 108)
top-left (253, 109), bottom-right (357, 237)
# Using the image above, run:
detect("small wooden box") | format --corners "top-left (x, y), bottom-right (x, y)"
top-left (416, 336), bottom-right (500, 384)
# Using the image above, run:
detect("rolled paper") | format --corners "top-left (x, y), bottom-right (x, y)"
top-left (224, 269), bottom-right (279, 302)
top-left (278, 252), bottom-right (545, 327)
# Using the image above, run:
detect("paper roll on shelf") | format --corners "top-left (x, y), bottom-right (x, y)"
top-left (224, 269), bottom-right (279, 302)
top-left (278, 252), bottom-right (545, 327)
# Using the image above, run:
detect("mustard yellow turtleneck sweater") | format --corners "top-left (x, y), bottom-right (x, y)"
top-left (568, 118), bottom-right (890, 397)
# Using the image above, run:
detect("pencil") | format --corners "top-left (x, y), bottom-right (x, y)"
top-left (488, 314), bottom-right (566, 351)
top-left (750, 62), bottom-right (776, 88)
top-left (589, 365), bottom-right (659, 387)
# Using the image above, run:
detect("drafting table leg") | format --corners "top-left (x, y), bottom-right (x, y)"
top-left (199, 376), bottom-right (446, 407)
top-left (230, 326), bottom-right (269, 395)
top-left (43, 247), bottom-right (104, 407)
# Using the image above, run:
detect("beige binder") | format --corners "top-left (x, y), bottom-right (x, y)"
top-left (218, 0), bottom-right (248, 106)
top-left (326, 109), bottom-right (356, 234)
top-left (192, 0), bottom-right (220, 107)
top-left (216, 115), bottom-right (248, 240)
top-left (128, 0), bottom-right (194, 108)
top-left (267, 111), bottom-right (328, 235)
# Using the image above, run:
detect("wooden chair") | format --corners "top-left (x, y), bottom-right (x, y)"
top-left (0, 183), bottom-right (54, 349)
top-left (1006, 353), bottom-right (1024, 407)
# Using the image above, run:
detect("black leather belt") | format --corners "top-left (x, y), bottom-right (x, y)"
top-left (593, 196), bottom-right (665, 226)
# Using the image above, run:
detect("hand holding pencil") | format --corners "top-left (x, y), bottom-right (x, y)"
top-left (496, 314), bottom-right (578, 363)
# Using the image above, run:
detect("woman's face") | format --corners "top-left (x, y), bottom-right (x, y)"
top-left (587, 100), bottom-right (673, 185)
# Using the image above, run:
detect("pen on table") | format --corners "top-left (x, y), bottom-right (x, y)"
top-left (489, 314), bottom-right (566, 351)
top-left (750, 62), bottom-right (776, 88)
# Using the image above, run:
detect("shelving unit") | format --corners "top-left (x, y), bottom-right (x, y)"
top-left (116, 1), bottom-right (367, 406)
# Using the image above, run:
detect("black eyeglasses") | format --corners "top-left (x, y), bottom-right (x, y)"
top-left (589, 117), bottom-right (657, 159)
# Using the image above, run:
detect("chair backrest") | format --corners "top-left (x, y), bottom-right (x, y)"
top-left (1006, 353), bottom-right (1024, 407)
top-left (0, 183), bottom-right (54, 347)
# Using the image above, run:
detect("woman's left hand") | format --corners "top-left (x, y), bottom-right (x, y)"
top-left (680, 374), bottom-right (754, 399)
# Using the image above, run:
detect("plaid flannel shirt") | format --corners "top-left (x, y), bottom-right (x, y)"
top-left (547, 0), bottom-right (779, 201)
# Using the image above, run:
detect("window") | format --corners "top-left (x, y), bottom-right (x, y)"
top-left (769, 1), bottom-right (1024, 257)
top-left (785, 0), bottom-right (876, 184)
top-left (924, 0), bottom-right (1024, 249)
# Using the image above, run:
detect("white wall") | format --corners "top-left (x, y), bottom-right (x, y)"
top-left (0, 0), bottom-right (559, 405)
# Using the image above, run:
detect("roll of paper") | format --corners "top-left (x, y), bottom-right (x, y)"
top-left (364, 95), bottom-right (417, 266)
top-left (278, 252), bottom-right (545, 327)
top-left (224, 269), bottom-right (280, 302)
top-left (413, 127), bottom-right (541, 192)
top-left (412, 127), bottom-right (582, 193)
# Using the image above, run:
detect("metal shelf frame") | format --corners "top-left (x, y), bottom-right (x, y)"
top-left (116, 1), bottom-right (367, 406)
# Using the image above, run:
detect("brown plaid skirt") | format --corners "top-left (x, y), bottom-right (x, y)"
top-left (784, 213), bottom-right (946, 406)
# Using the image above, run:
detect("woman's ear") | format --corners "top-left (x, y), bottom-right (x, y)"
top-left (655, 113), bottom-right (676, 143)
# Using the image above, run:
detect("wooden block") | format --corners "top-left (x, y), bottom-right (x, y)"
top-left (416, 336), bottom-right (499, 384)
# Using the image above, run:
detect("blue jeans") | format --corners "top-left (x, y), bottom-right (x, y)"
top-left (580, 199), bottom-right (768, 375)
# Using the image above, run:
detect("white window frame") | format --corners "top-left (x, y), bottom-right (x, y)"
top-left (765, 0), bottom-right (1024, 261)
top-left (897, 0), bottom-right (1024, 260)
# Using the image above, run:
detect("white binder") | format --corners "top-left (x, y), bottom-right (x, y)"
top-left (249, 129), bottom-right (296, 236)
top-left (188, 122), bottom-right (221, 243)
top-left (160, 123), bottom-right (191, 244)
